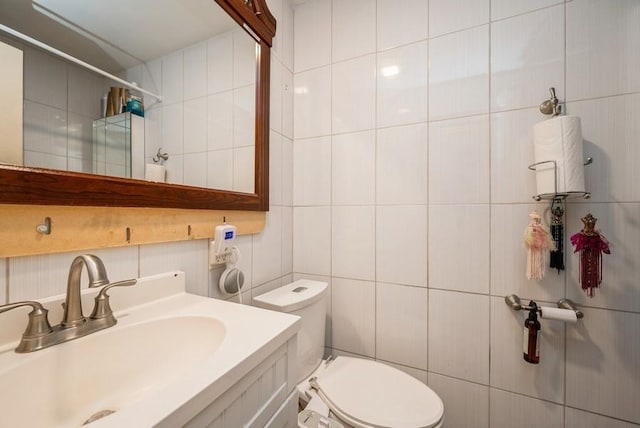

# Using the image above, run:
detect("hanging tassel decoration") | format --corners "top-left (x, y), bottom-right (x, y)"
top-left (549, 198), bottom-right (565, 272)
top-left (524, 210), bottom-right (556, 280)
top-left (570, 213), bottom-right (611, 297)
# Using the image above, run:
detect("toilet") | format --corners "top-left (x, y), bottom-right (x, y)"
top-left (253, 279), bottom-right (444, 428)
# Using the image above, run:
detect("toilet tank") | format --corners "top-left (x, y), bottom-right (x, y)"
top-left (253, 280), bottom-right (327, 383)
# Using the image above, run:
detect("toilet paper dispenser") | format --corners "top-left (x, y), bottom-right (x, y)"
top-left (529, 87), bottom-right (593, 202)
top-left (505, 294), bottom-right (584, 321)
top-left (528, 157), bottom-right (592, 201)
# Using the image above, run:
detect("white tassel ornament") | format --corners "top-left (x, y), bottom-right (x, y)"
top-left (524, 211), bottom-right (555, 280)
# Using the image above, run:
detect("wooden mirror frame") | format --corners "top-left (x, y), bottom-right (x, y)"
top-left (0, 0), bottom-right (275, 212)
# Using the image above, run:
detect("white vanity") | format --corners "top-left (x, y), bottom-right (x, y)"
top-left (0, 271), bottom-right (300, 427)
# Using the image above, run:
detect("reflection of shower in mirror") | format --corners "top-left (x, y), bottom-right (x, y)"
top-left (91, 112), bottom-right (145, 180)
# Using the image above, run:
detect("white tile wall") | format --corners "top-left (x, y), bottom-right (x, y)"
top-left (270, 56), bottom-right (283, 135)
top-left (282, 136), bottom-right (293, 206)
top-left (291, 1), bottom-right (640, 424)
top-left (565, 203), bottom-right (640, 313)
top-left (491, 0), bottom-right (563, 21)
top-left (490, 203), bottom-right (566, 302)
top-left (427, 373), bottom-right (490, 428)
top-left (207, 33), bottom-right (233, 95)
top-left (207, 149), bottom-right (233, 189)
top-left (23, 48), bottom-right (67, 109)
top-left (377, 0), bottom-right (429, 51)
top-left (282, 68), bottom-right (294, 139)
top-left (566, 94), bottom-right (640, 203)
top-left (490, 389), bottom-right (564, 428)
top-left (332, 55), bottom-right (376, 134)
top-left (8, 1), bottom-right (640, 427)
top-left (331, 277), bottom-right (376, 357)
top-left (162, 50), bottom-right (184, 104)
top-left (332, 131), bottom-right (376, 205)
top-left (233, 146), bottom-right (254, 193)
top-left (428, 0), bottom-right (489, 38)
top-left (294, 0), bottom-right (331, 72)
top-left (331, 206), bottom-right (375, 280)
top-left (184, 97), bottom-right (207, 154)
top-left (10, 248), bottom-right (139, 301)
top-left (429, 26), bottom-right (489, 121)
top-left (233, 85), bottom-right (256, 148)
top-left (428, 289), bottom-right (490, 384)
top-left (376, 205), bottom-right (427, 287)
top-left (293, 136), bottom-right (331, 206)
top-left (139, 240), bottom-right (208, 296)
top-left (183, 152), bottom-right (207, 187)
top-left (293, 207), bottom-right (331, 276)
top-left (279, 0), bottom-right (295, 71)
top-left (270, 131), bottom-right (283, 205)
top-left (233, 31), bottom-right (257, 88)
top-left (331, 0), bottom-right (376, 62)
top-left (376, 123), bottom-right (428, 205)
top-left (490, 5), bottom-right (565, 112)
top-left (252, 207), bottom-right (284, 286)
top-left (67, 66), bottom-right (104, 118)
top-left (565, 408), bottom-right (640, 428)
top-left (376, 41), bottom-right (428, 128)
top-left (207, 91), bottom-right (234, 151)
top-left (566, 0), bottom-right (640, 101)
top-left (490, 108), bottom-right (540, 203)
top-left (161, 103), bottom-right (184, 158)
top-left (293, 66), bottom-right (332, 139)
top-left (282, 206), bottom-right (293, 274)
top-left (490, 297), bottom-right (565, 403)
top-left (376, 282), bottom-right (428, 369)
top-left (566, 307), bottom-right (640, 424)
top-left (183, 41), bottom-right (207, 101)
top-left (429, 205), bottom-right (490, 294)
top-left (428, 115), bottom-right (490, 203)
top-left (23, 101), bottom-right (68, 156)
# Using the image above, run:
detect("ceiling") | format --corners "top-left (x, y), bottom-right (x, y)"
top-left (0, 0), bottom-right (238, 72)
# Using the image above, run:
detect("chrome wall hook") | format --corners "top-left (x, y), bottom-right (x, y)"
top-left (36, 217), bottom-right (52, 235)
top-left (153, 148), bottom-right (169, 164)
top-left (539, 87), bottom-right (561, 116)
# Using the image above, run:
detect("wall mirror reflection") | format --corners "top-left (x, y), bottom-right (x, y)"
top-left (0, 0), bottom-right (260, 194)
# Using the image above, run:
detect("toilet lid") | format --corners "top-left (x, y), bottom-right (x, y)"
top-left (313, 357), bottom-right (443, 428)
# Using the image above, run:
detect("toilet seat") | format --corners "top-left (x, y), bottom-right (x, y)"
top-left (311, 357), bottom-right (444, 428)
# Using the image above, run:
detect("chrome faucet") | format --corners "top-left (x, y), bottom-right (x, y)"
top-left (0, 254), bottom-right (136, 353)
top-left (62, 255), bottom-right (110, 328)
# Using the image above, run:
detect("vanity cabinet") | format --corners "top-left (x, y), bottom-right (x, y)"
top-left (180, 339), bottom-right (299, 428)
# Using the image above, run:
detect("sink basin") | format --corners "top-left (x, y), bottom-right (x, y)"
top-left (0, 271), bottom-right (300, 427)
top-left (0, 316), bottom-right (225, 427)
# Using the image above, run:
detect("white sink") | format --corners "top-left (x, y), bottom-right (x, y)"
top-left (0, 271), bottom-right (300, 427)
top-left (0, 316), bottom-right (225, 427)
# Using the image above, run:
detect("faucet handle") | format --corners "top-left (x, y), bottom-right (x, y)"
top-left (0, 301), bottom-right (53, 351)
top-left (90, 279), bottom-right (137, 323)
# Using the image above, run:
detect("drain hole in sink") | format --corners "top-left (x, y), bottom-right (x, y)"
top-left (82, 409), bottom-right (116, 425)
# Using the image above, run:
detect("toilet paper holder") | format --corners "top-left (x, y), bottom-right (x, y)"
top-left (528, 158), bottom-right (593, 201)
top-left (504, 294), bottom-right (584, 320)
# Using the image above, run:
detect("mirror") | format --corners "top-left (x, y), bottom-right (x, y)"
top-left (0, 0), bottom-right (274, 211)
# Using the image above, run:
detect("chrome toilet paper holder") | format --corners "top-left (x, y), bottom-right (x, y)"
top-left (528, 158), bottom-right (593, 201)
top-left (504, 294), bottom-right (584, 320)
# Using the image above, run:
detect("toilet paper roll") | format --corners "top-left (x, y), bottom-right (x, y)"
top-left (533, 115), bottom-right (585, 195)
top-left (539, 306), bottom-right (578, 323)
top-left (145, 163), bottom-right (166, 182)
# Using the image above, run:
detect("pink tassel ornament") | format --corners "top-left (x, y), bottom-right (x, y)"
top-left (570, 213), bottom-right (610, 297)
top-left (524, 211), bottom-right (556, 280)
